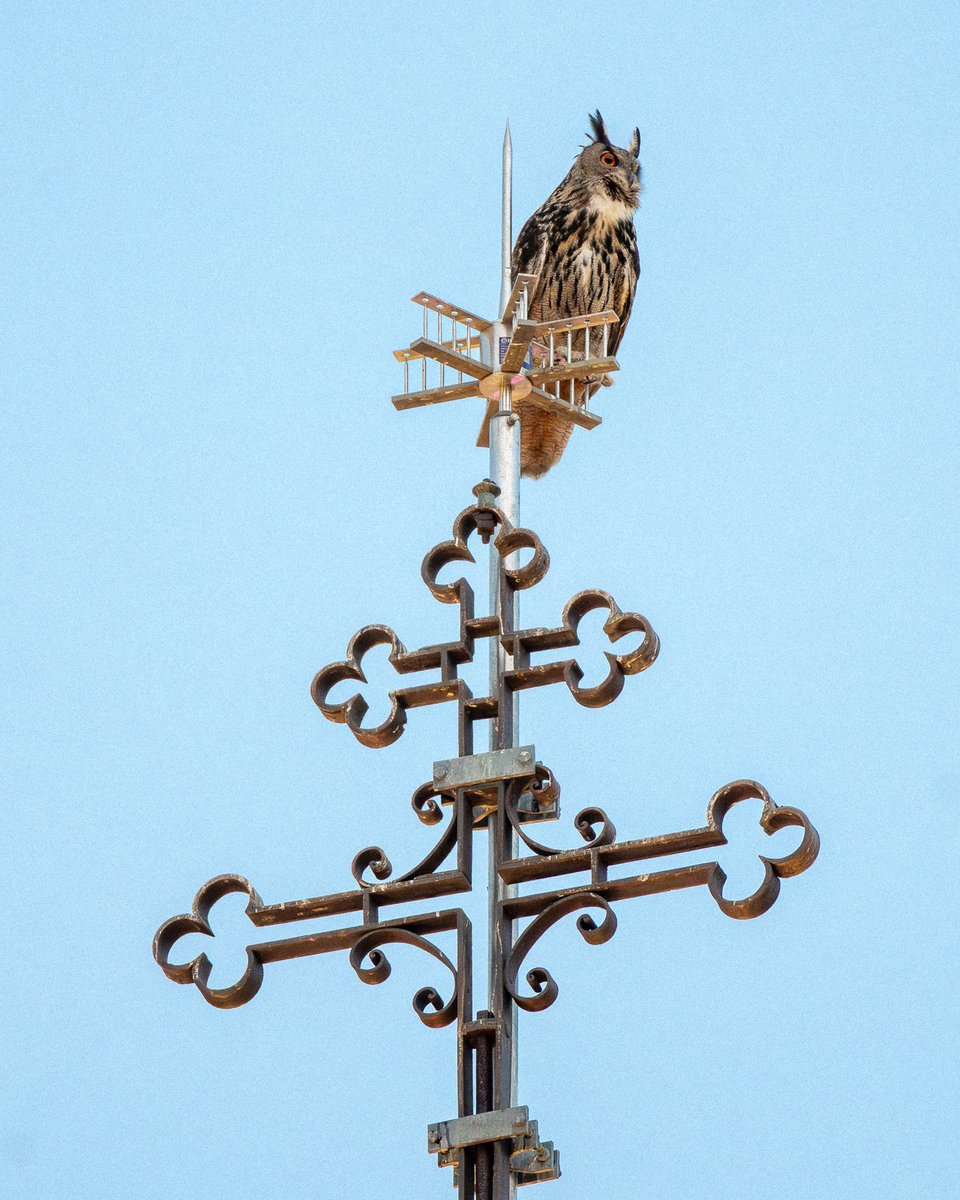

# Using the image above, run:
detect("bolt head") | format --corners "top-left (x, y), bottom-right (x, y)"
top-left (472, 478), bottom-right (501, 501)
top-left (518, 750), bottom-right (532, 764)
top-left (435, 766), bottom-right (447, 781)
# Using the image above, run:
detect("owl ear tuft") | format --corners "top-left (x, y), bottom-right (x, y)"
top-left (629, 127), bottom-right (641, 157)
top-left (587, 110), bottom-right (611, 146)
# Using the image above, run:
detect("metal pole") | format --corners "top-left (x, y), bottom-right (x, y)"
top-left (500, 120), bottom-right (513, 318)
top-left (485, 118), bottom-right (520, 1200)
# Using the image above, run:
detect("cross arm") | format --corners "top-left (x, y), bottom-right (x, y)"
top-left (153, 788), bottom-right (475, 1017)
top-left (496, 779), bottom-right (819, 1012)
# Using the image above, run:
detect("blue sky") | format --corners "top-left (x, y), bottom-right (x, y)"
top-left (3, 3), bottom-right (958, 1198)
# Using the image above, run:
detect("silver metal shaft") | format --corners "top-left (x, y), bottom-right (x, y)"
top-left (486, 117), bottom-right (519, 1200)
top-left (500, 120), bottom-right (512, 315)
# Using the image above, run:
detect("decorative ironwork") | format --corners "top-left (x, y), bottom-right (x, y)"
top-left (154, 490), bottom-right (818, 1196)
top-left (154, 779), bottom-right (474, 1015)
top-left (310, 500), bottom-right (657, 754)
top-left (500, 777), bottom-right (819, 1012)
top-left (153, 124), bottom-right (820, 1200)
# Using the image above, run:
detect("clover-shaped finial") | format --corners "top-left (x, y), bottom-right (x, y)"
top-left (311, 497), bottom-right (658, 750)
top-left (153, 875), bottom-right (266, 1009)
top-left (704, 780), bottom-right (820, 919)
top-left (504, 589), bottom-right (660, 708)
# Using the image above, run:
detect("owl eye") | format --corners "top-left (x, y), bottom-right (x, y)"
top-left (599, 151), bottom-right (616, 167)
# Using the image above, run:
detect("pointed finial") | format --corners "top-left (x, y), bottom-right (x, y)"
top-left (500, 120), bottom-right (513, 313)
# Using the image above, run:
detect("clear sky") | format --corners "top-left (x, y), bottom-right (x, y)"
top-left (3, 3), bottom-right (958, 1198)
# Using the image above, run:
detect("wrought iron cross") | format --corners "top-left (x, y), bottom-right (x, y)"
top-left (153, 124), bottom-right (819, 1200)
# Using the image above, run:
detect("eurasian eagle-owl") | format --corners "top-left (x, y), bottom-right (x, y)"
top-left (511, 111), bottom-right (641, 478)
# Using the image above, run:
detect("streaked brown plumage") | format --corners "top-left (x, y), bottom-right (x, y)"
top-left (512, 111), bottom-right (641, 477)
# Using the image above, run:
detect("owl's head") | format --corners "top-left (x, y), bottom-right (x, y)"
top-left (573, 111), bottom-right (641, 209)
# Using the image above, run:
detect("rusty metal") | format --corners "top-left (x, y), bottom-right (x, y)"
top-left (309, 500), bottom-right (655, 755)
top-left (153, 779), bottom-right (475, 1014)
top-left (154, 122), bottom-right (820, 1200)
top-left (499, 777), bottom-right (818, 1012)
top-left (154, 486), bottom-right (818, 1197)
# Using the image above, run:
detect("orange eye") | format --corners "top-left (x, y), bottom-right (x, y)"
top-left (600, 151), bottom-right (616, 166)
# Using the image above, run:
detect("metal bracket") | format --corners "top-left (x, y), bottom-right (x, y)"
top-left (428, 1105), bottom-right (531, 1154)
top-left (432, 747), bottom-right (560, 829)
top-left (433, 746), bottom-right (537, 790)
top-left (428, 1106), bottom-right (560, 1187)
top-left (512, 1132), bottom-right (560, 1186)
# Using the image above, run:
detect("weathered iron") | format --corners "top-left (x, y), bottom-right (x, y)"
top-left (154, 489), bottom-right (819, 1196)
top-left (153, 123), bottom-right (819, 1200)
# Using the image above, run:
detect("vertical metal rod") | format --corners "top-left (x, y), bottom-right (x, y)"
top-left (485, 117), bottom-right (519, 1200)
top-left (500, 120), bottom-right (512, 317)
top-left (475, 1019), bottom-right (494, 1200)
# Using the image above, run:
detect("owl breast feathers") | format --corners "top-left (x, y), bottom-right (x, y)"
top-left (511, 111), bottom-right (641, 478)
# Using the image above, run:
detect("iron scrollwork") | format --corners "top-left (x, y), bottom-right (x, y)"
top-left (500, 778), bottom-right (820, 1013)
top-left (154, 485), bottom-right (819, 1196)
top-left (153, 782), bottom-right (474, 1023)
top-left (310, 500), bottom-right (659, 756)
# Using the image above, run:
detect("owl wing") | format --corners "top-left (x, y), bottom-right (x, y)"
top-left (608, 229), bottom-right (640, 357)
top-left (511, 206), bottom-right (552, 318)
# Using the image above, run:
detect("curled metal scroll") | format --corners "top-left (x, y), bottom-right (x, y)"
top-left (351, 782), bottom-right (458, 888)
top-left (504, 893), bottom-right (618, 1012)
top-left (154, 871), bottom-right (467, 1022)
top-left (500, 781), bottom-right (820, 921)
top-left (505, 774), bottom-right (617, 857)
top-left (349, 928), bottom-right (459, 1028)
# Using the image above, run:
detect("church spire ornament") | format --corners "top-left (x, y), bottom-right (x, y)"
top-left (153, 119), bottom-right (819, 1200)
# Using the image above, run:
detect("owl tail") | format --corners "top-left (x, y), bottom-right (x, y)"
top-left (518, 379), bottom-right (598, 478)
top-left (518, 403), bottom-right (575, 478)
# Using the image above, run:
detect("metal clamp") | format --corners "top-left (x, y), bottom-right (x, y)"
top-left (428, 1105), bottom-right (531, 1155)
top-left (511, 1129), bottom-right (560, 1186)
top-left (427, 1107), bottom-right (560, 1187)
top-left (433, 746), bottom-right (537, 791)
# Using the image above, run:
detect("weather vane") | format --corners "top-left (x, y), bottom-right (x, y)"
top-left (154, 116), bottom-right (819, 1199)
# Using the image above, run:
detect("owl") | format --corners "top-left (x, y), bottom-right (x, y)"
top-left (511, 111), bottom-right (641, 478)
